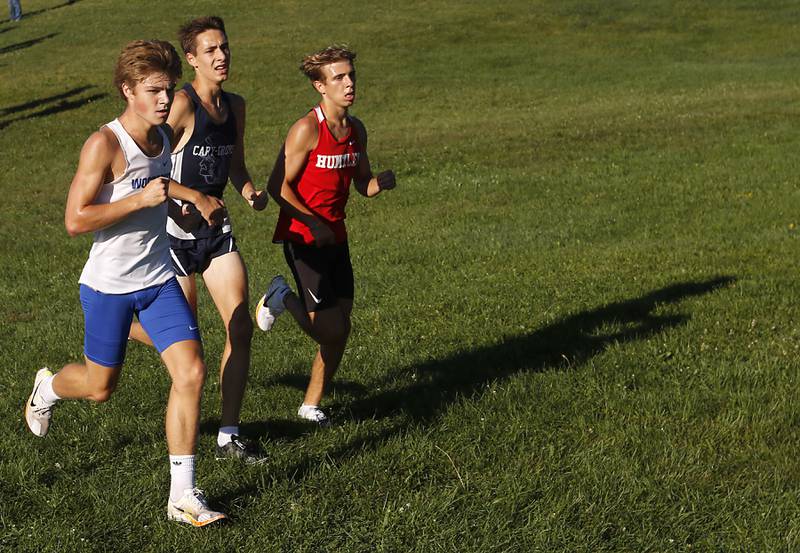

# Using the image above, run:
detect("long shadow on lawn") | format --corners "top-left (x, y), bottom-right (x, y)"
top-left (0, 87), bottom-right (106, 130)
top-left (0, 85), bottom-right (92, 116)
top-left (219, 276), bottom-right (734, 503)
top-left (348, 276), bottom-right (735, 424)
top-left (0, 32), bottom-right (57, 54)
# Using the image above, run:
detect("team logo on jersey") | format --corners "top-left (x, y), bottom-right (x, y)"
top-left (131, 173), bottom-right (169, 189)
top-left (194, 135), bottom-right (235, 185)
top-left (192, 144), bottom-right (235, 157)
top-left (315, 152), bottom-right (360, 169)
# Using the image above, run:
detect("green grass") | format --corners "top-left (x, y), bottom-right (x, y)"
top-left (3, 0), bottom-right (800, 550)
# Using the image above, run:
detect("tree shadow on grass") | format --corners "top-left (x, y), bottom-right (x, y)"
top-left (0, 87), bottom-right (106, 130)
top-left (1, 85), bottom-right (92, 116)
top-left (0, 32), bottom-right (57, 54)
top-left (213, 275), bottom-right (735, 504)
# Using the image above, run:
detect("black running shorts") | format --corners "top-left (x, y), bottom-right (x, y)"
top-left (169, 233), bottom-right (238, 276)
top-left (283, 241), bottom-right (354, 312)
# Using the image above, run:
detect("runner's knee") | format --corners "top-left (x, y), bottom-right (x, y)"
top-left (171, 359), bottom-right (206, 394)
top-left (88, 378), bottom-right (118, 403)
top-left (317, 317), bottom-right (350, 345)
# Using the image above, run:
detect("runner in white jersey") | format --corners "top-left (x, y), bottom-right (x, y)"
top-left (79, 118), bottom-right (175, 293)
top-left (24, 40), bottom-right (227, 527)
top-left (128, 16), bottom-right (270, 464)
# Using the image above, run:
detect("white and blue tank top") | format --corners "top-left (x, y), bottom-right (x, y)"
top-left (78, 118), bottom-right (174, 294)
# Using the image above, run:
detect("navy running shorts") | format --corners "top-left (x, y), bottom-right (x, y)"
top-left (169, 233), bottom-right (238, 277)
top-left (283, 241), bottom-right (354, 312)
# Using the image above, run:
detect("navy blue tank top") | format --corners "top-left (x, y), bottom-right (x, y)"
top-left (171, 84), bottom-right (237, 199)
top-left (169, 84), bottom-right (237, 239)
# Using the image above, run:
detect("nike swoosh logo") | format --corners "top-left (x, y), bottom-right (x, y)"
top-left (307, 289), bottom-right (322, 304)
top-left (189, 326), bottom-right (198, 331)
top-left (29, 379), bottom-right (44, 408)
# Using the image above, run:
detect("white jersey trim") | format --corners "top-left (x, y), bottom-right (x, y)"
top-left (170, 249), bottom-right (189, 277)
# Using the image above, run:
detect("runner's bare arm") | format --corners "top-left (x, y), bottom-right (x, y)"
top-left (168, 200), bottom-right (203, 232)
top-left (165, 90), bottom-right (194, 152)
top-left (65, 131), bottom-right (167, 236)
top-left (167, 180), bottom-right (225, 226)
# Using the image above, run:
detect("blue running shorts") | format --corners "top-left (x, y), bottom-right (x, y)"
top-left (79, 277), bottom-right (200, 367)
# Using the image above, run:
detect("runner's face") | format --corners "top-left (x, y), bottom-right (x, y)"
top-left (127, 72), bottom-right (175, 125)
top-left (188, 30), bottom-right (230, 83)
top-left (317, 61), bottom-right (356, 107)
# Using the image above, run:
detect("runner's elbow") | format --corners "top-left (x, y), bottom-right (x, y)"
top-left (64, 217), bottom-right (83, 237)
top-left (64, 211), bottom-right (90, 236)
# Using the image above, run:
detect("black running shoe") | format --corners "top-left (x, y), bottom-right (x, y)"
top-left (215, 435), bottom-right (267, 465)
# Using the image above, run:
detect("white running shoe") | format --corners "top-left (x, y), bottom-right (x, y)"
top-left (167, 488), bottom-right (227, 527)
top-left (25, 367), bottom-right (55, 437)
top-left (255, 275), bottom-right (291, 331)
top-left (297, 404), bottom-right (331, 427)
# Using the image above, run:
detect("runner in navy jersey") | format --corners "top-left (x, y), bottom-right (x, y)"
top-left (128, 16), bottom-right (269, 463)
top-left (256, 45), bottom-right (397, 426)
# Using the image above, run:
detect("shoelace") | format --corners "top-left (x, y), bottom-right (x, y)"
top-left (32, 403), bottom-right (53, 417)
top-left (267, 279), bottom-right (289, 311)
top-left (274, 286), bottom-right (290, 310)
top-left (230, 437), bottom-right (250, 451)
top-left (185, 488), bottom-right (209, 510)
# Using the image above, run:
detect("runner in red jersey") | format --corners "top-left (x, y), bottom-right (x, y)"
top-left (256, 45), bottom-right (396, 426)
top-left (272, 103), bottom-right (359, 246)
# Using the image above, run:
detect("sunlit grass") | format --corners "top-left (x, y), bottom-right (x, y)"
top-left (2, 0), bottom-right (800, 551)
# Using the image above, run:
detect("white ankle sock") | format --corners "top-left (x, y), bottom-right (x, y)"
top-left (217, 426), bottom-right (238, 447)
top-left (38, 375), bottom-right (61, 405)
top-left (169, 455), bottom-right (195, 502)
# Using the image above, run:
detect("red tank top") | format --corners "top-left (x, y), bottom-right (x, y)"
top-left (273, 106), bottom-right (361, 244)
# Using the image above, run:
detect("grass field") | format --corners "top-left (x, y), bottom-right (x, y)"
top-left (2, 0), bottom-right (800, 550)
